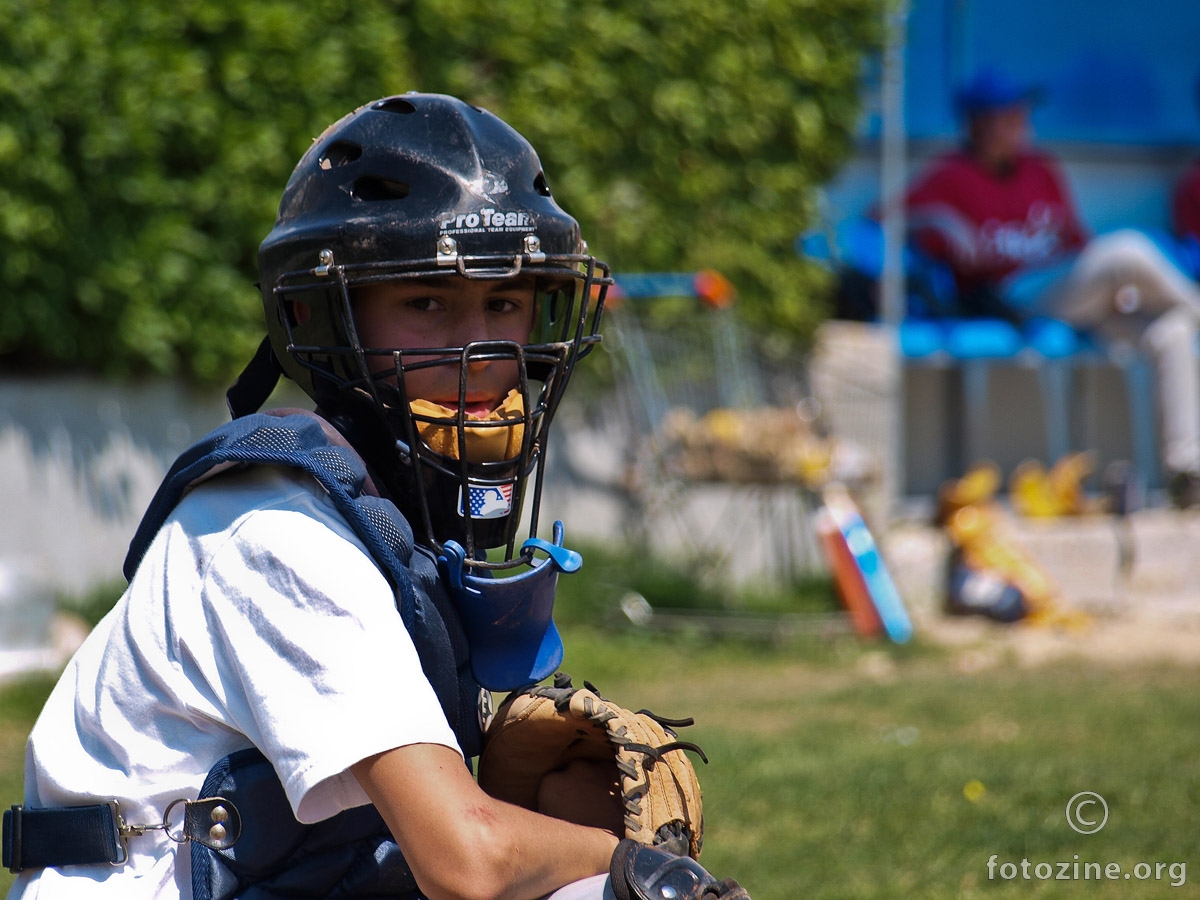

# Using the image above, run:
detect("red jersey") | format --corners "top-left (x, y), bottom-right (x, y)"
top-left (1172, 160), bottom-right (1200, 243)
top-left (905, 149), bottom-right (1088, 293)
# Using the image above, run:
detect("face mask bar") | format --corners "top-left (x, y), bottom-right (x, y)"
top-left (272, 251), bottom-right (610, 569)
top-left (278, 253), bottom-right (608, 384)
top-left (384, 339), bottom-right (542, 565)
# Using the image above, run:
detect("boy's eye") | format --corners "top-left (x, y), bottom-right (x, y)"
top-left (406, 296), bottom-right (445, 312)
top-left (488, 296), bottom-right (528, 313)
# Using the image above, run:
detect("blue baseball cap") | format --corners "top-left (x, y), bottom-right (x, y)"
top-left (955, 66), bottom-right (1042, 114)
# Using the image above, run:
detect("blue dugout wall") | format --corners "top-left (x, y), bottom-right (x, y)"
top-left (887, 0), bottom-right (1200, 146)
top-left (825, 0), bottom-right (1200, 241)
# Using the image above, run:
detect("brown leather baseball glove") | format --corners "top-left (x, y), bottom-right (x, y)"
top-left (476, 674), bottom-right (707, 859)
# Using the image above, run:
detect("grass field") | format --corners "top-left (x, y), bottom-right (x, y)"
top-left (0, 673), bottom-right (57, 897)
top-left (2, 624), bottom-right (1195, 899)
top-left (558, 627), bottom-right (1198, 899)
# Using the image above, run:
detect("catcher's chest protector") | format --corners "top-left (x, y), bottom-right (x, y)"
top-left (123, 410), bottom-right (484, 900)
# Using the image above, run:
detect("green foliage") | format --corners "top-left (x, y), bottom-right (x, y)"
top-left (0, 0), bottom-right (882, 382)
top-left (0, 0), bottom-right (412, 381)
top-left (404, 0), bottom-right (882, 342)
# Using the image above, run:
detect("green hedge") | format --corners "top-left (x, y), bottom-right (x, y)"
top-left (0, 0), bottom-right (883, 384)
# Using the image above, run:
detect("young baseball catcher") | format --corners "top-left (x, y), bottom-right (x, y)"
top-left (2, 95), bottom-right (747, 900)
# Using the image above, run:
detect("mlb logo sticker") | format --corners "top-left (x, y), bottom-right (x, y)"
top-left (460, 483), bottom-right (513, 519)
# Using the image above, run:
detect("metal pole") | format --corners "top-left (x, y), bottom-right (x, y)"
top-left (880, 0), bottom-right (908, 328)
top-left (879, 0), bottom-right (909, 513)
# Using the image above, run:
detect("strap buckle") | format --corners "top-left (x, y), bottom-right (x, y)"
top-left (106, 801), bottom-right (130, 866)
top-left (113, 797), bottom-right (241, 862)
top-left (2, 797), bottom-right (240, 873)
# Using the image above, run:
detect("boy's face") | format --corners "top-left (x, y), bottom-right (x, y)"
top-left (353, 276), bottom-right (537, 416)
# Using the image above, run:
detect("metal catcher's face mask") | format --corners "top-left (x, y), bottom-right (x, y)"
top-left (268, 259), bottom-right (606, 568)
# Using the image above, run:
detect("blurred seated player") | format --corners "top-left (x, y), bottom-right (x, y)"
top-left (1171, 77), bottom-right (1200, 274)
top-left (1173, 155), bottom-right (1200, 252)
top-left (906, 66), bottom-right (1200, 506)
top-left (2, 95), bottom-right (747, 900)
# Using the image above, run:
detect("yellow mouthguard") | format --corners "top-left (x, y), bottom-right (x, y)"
top-left (409, 388), bottom-right (526, 463)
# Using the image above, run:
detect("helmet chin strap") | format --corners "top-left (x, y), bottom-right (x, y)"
top-left (226, 336), bottom-right (283, 419)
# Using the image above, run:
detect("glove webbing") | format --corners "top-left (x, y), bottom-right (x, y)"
top-left (624, 741), bottom-right (709, 766)
top-left (569, 685), bottom-right (709, 765)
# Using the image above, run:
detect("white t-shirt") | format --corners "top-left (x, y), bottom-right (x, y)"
top-left (9, 466), bottom-right (461, 900)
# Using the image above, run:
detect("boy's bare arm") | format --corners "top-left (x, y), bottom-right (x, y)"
top-left (352, 743), bottom-right (619, 900)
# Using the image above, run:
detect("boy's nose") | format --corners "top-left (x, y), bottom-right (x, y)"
top-left (451, 308), bottom-right (493, 348)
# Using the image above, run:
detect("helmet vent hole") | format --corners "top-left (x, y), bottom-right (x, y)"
top-left (318, 141), bottom-right (363, 170)
top-left (374, 97), bottom-right (417, 115)
top-left (533, 171), bottom-right (552, 197)
top-left (351, 175), bottom-right (411, 202)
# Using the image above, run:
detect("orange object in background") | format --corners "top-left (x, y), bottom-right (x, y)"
top-left (694, 269), bottom-right (737, 309)
top-left (816, 506), bottom-right (883, 638)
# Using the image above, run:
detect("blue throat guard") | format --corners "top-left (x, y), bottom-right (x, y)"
top-left (438, 520), bottom-right (581, 691)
